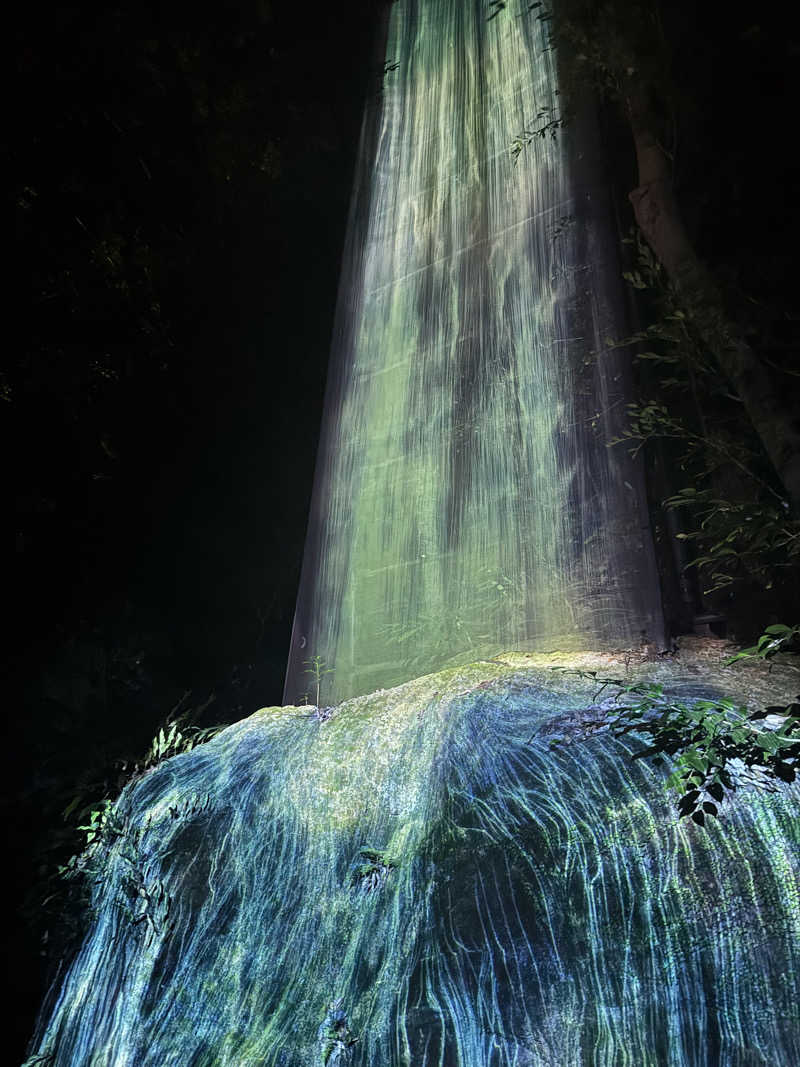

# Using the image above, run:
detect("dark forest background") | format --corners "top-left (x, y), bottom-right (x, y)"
top-left (6, 1), bottom-right (798, 1060)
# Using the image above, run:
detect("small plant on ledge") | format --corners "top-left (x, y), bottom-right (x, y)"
top-left (547, 623), bottom-right (800, 825)
top-left (317, 1000), bottom-right (358, 1065)
top-left (303, 654), bottom-right (335, 710)
top-left (350, 847), bottom-right (395, 894)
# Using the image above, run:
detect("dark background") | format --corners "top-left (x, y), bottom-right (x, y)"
top-left (6, 1), bottom-right (797, 1060)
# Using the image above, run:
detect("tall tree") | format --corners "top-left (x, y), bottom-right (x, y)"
top-left (550, 0), bottom-right (800, 511)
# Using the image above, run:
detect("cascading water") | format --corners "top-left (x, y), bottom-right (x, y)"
top-left (284, 0), bottom-right (663, 708)
top-left (26, 3), bottom-right (800, 1064)
top-left (26, 658), bottom-right (800, 1065)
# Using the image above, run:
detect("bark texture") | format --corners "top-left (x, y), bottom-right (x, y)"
top-left (624, 86), bottom-right (800, 512)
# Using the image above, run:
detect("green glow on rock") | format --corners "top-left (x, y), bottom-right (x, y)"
top-left (27, 658), bottom-right (800, 1064)
top-left (285, 0), bottom-right (663, 706)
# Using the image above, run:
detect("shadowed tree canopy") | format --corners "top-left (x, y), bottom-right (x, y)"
top-left (548, 0), bottom-right (800, 511)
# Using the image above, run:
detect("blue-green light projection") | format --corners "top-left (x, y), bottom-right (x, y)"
top-left (27, 661), bottom-right (800, 1064)
top-left (285, 0), bottom-right (663, 706)
top-left (27, 3), bottom-right (799, 1062)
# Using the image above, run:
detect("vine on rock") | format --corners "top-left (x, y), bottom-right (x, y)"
top-left (548, 624), bottom-right (800, 824)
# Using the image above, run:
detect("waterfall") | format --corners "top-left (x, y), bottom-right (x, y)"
top-left (26, 661), bottom-right (800, 1064)
top-left (26, 4), bottom-right (800, 1064)
top-left (285, 0), bottom-right (663, 707)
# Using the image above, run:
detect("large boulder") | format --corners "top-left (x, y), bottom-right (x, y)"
top-left (27, 646), bottom-right (800, 1065)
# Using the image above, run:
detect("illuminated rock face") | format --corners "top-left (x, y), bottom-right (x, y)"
top-left (284, 0), bottom-right (664, 707)
top-left (27, 658), bottom-right (800, 1065)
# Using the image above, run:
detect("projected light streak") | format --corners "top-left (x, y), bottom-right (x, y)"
top-left (364, 198), bottom-right (577, 297)
top-left (285, 0), bottom-right (663, 706)
top-left (28, 667), bottom-right (800, 1065)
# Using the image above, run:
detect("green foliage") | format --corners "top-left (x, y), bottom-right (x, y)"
top-left (509, 107), bottom-right (564, 161)
top-left (318, 1001), bottom-right (358, 1065)
top-left (35, 706), bottom-right (223, 965)
top-left (724, 622), bottom-right (800, 665)
top-left (139, 716), bottom-right (223, 771)
top-left (529, 2), bottom-right (800, 602)
top-left (664, 490), bottom-right (800, 594)
top-left (54, 798), bottom-right (126, 901)
top-left (350, 846), bottom-right (395, 893)
top-left (56, 788), bottom-right (179, 948)
top-left (512, 1), bottom-right (800, 603)
top-left (608, 230), bottom-right (798, 596)
top-left (45, 796), bottom-right (130, 956)
top-left (73, 799), bottom-right (125, 853)
top-left (549, 631), bottom-right (800, 823)
top-left (303, 655), bottom-right (335, 708)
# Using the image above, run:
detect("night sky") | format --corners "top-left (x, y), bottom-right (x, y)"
top-left (7, 1), bottom-right (798, 1059)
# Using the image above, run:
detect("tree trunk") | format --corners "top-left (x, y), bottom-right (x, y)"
top-left (624, 85), bottom-right (800, 512)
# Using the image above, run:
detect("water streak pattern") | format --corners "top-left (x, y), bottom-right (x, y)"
top-left (28, 664), bottom-right (800, 1065)
top-left (285, 0), bottom-right (663, 705)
